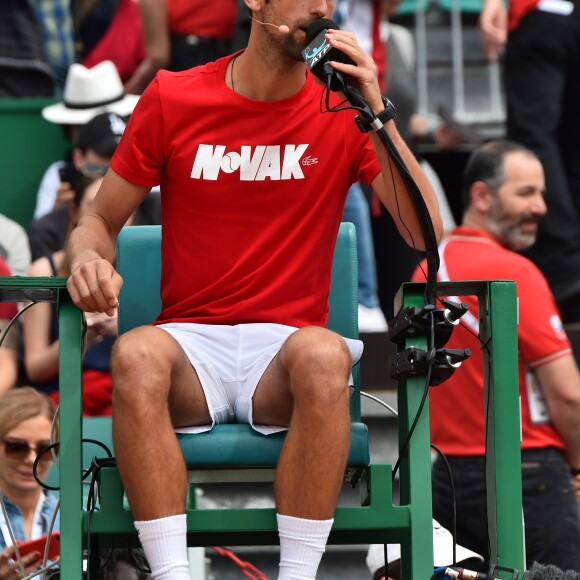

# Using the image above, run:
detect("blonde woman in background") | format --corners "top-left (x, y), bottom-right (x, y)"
top-left (0, 388), bottom-right (58, 579)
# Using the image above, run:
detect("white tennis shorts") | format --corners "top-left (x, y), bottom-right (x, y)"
top-left (158, 322), bottom-right (364, 435)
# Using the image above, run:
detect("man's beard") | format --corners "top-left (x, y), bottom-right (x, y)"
top-left (487, 201), bottom-right (540, 251)
top-left (280, 19), bottom-right (318, 62)
top-left (282, 33), bottom-right (305, 61)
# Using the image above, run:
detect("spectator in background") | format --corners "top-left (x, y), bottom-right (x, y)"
top-left (338, 0), bottom-right (461, 322)
top-left (412, 140), bottom-right (580, 572)
top-left (337, 0), bottom-right (390, 332)
top-left (0, 214), bottom-right (31, 277)
top-left (0, 257), bottom-right (18, 395)
top-left (36, 61), bottom-right (139, 220)
top-left (23, 176), bottom-right (121, 416)
top-left (29, 112), bottom-right (127, 261)
top-left (480, 0), bottom-right (580, 324)
top-left (0, 388), bottom-right (59, 577)
top-left (124, 0), bottom-right (238, 94)
top-left (31, 108), bottom-right (163, 263)
top-left (28, 0), bottom-right (75, 95)
top-left (372, 0), bottom-right (463, 319)
top-left (0, 0), bottom-right (54, 97)
top-left (75, 0), bottom-right (146, 86)
top-left (36, 111), bottom-right (127, 219)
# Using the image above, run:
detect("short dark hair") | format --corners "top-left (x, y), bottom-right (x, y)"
top-left (460, 140), bottom-right (536, 209)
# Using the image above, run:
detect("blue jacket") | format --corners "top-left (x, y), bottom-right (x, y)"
top-left (0, 492), bottom-right (60, 550)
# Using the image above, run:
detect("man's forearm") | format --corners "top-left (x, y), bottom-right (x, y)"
top-left (536, 358), bottom-right (580, 468)
top-left (68, 214), bottom-right (118, 272)
top-left (550, 405), bottom-right (580, 468)
top-left (370, 122), bottom-right (443, 248)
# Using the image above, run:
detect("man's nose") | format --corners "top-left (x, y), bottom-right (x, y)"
top-left (533, 194), bottom-right (548, 216)
top-left (310, 0), bottom-right (332, 18)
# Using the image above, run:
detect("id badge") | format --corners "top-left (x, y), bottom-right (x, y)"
top-left (525, 368), bottom-right (550, 424)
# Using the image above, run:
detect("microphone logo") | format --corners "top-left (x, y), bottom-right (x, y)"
top-left (302, 31), bottom-right (333, 72)
top-left (302, 19), bottom-right (355, 91)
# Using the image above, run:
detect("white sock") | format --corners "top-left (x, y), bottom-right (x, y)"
top-left (134, 514), bottom-right (191, 579)
top-left (277, 513), bottom-right (333, 580)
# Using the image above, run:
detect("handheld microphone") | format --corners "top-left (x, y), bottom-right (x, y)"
top-left (302, 18), bottom-right (355, 91)
top-left (252, 17), bottom-right (290, 35)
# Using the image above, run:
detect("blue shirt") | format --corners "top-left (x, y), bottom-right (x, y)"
top-left (28, 0), bottom-right (75, 95)
top-left (0, 493), bottom-right (60, 550)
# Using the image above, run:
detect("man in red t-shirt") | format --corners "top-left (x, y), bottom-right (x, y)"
top-left (479, 0), bottom-right (580, 325)
top-left (125, 0), bottom-right (238, 94)
top-left (66, 2), bottom-right (443, 579)
top-left (412, 140), bottom-right (580, 571)
top-left (0, 257), bottom-right (18, 394)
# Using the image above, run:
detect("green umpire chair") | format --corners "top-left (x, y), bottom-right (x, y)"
top-left (66, 222), bottom-right (434, 580)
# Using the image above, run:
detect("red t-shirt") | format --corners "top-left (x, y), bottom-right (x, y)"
top-left (0, 259), bottom-right (17, 321)
top-left (167, 0), bottom-right (237, 39)
top-left (112, 53), bottom-right (381, 328)
top-left (411, 227), bottom-right (570, 455)
top-left (508, 0), bottom-right (541, 31)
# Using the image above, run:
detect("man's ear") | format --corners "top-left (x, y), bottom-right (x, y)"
top-left (244, 0), bottom-right (260, 15)
top-left (470, 181), bottom-right (493, 213)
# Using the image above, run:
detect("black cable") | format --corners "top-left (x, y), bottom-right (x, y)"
top-left (33, 442), bottom-right (62, 491)
top-left (322, 74), bottom-right (440, 306)
top-left (431, 443), bottom-right (458, 567)
top-left (483, 345), bottom-right (493, 563)
top-left (0, 301), bottom-right (38, 348)
top-left (33, 439), bottom-right (114, 491)
top-left (431, 298), bottom-right (493, 560)
top-left (85, 454), bottom-right (117, 579)
top-left (373, 123), bottom-right (439, 307)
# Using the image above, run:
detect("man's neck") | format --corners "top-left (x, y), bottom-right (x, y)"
top-left (461, 211), bottom-right (503, 245)
top-left (462, 212), bottom-right (496, 240)
top-left (230, 46), bottom-right (308, 102)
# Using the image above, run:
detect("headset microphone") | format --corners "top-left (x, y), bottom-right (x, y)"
top-left (252, 17), bottom-right (290, 35)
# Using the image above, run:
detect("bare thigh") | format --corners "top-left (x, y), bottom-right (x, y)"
top-left (251, 352), bottom-right (293, 427)
top-left (251, 326), bottom-right (352, 427)
top-left (112, 325), bottom-right (212, 428)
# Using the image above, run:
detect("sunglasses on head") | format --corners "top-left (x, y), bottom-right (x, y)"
top-left (1, 438), bottom-right (56, 463)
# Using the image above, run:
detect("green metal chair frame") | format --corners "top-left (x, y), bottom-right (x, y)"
top-left (0, 225), bottom-right (524, 579)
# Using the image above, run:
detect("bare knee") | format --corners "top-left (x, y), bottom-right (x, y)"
top-left (111, 327), bottom-right (174, 406)
top-left (281, 327), bottom-right (351, 405)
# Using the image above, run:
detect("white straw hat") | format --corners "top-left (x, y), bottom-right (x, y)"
top-left (42, 60), bottom-right (139, 125)
top-left (366, 520), bottom-right (484, 578)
